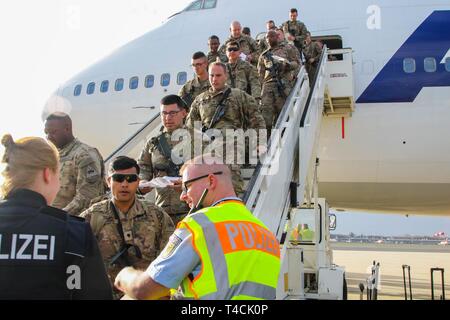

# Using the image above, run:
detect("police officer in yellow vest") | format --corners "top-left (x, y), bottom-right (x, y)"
top-left (114, 155), bottom-right (281, 300)
top-left (299, 224), bottom-right (315, 241)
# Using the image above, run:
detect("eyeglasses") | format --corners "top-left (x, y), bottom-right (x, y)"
top-left (161, 110), bottom-right (181, 117)
top-left (191, 62), bottom-right (206, 67)
top-left (182, 171), bottom-right (223, 194)
top-left (111, 174), bottom-right (139, 183)
top-left (227, 47), bottom-right (239, 52)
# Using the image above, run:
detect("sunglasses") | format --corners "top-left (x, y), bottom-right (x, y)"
top-left (227, 47), bottom-right (239, 52)
top-left (111, 174), bottom-right (139, 183)
top-left (182, 171), bottom-right (223, 194)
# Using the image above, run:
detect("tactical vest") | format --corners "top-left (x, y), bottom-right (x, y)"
top-left (177, 200), bottom-right (281, 300)
top-left (0, 198), bottom-right (87, 299)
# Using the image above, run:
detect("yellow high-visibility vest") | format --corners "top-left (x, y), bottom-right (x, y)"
top-left (300, 229), bottom-right (315, 241)
top-left (176, 200), bottom-right (281, 300)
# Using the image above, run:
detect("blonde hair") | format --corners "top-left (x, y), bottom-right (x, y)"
top-left (1, 134), bottom-right (59, 198)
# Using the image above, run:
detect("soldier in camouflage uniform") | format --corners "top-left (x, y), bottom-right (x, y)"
top-left (207, 35), bottom-right (228, 65)
top-left (138, 95), bottom-right (193, 225)
top-left (281, 8), bottom-right (309, 57)
top-left (80, 156), bottom-right (174, 298)
top-left (186, 62), bottom-right (266, 195)
top-left (277, 28), bottom-right (302, 83)
top-left (219, 21), bottom-right (260, 66)
top-left (258, 30), bottom-right (300, 131)
top-left (178, 52), bottom-right (211, 109)
top-left (225, 41), bottom-right (261, 100)
top-left (258, 20), bottom-right (277, 54)
top-left (303, 32), bottom-right (323, 86)
top-left (44, 113), bottom-right (105, 216)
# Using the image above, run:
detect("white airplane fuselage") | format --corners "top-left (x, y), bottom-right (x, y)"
top-left (43, 0), bottom-right (450, 215)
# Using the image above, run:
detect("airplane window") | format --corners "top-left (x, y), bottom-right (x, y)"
top-left (130, 76), bottom-right (139, 90)
top-left (100, 80), bottom-right (109, 93)
top-left (203, 0), bottom-right (217, 9)
top-left (115, 78), bottom-right (124, 91)
top-left (177, 72), bottom-right (187, 85)
top-left (74, 84), bottom-right (82, 96)
top-left (185, 0), bottom-right (202, 11)
top-left (87, 82), bottom-right (96, 95)
top-left (446, 57), bottom-right (450, 72)
top-left (161, 73), bottom-right (171, 87)
top-left (145, 75), bottom-right (155, 88)
top-left (424, 57), bottom-right (436, 73)
top-left (403, 58), bottom-right (416, 73)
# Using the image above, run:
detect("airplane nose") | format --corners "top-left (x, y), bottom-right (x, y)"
top-left (42, 88), bottom-right (73, 120)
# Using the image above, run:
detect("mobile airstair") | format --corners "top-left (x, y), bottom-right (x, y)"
top-left (105, 46), bottom-right (355, 300)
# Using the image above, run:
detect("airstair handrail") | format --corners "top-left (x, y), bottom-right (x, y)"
top-left (298, 47), bottom-right (328, 205)
top-left (300, 46), bottom-right (328, 128)
top-left (244, 66), bottom-right (311, 237)
top-left (105, 114), bottom-right (161, 165)
top-left (242, 68), bottom-right (306, 204)
top-left (243, 66), bottom-right (308, 204)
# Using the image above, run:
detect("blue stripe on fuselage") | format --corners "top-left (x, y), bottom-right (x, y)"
top-left (357, 10), bottom-right (450, 104)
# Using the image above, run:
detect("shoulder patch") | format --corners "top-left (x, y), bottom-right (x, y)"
top-left (85, 164), bottom-right (100, 183)
top-left (160, 234), bottom-right (183, 259)
top-left (86, 165), bottom-right (97, 177)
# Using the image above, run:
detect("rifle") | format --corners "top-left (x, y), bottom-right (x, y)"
top-left (109, 246), bottom-right (131, 267)
top-left (152, 133), bottom-right (181, 177)
top-left (109, 244), bottom-right (143, 268)
top-left (181, 84), bottom-right (195, 109)
top-left (109, 202), bottom-right (142, 268)
top-left (227, 64), bottom-right (236, 88)
top-left (181, 93), bottom-right (194, 110)
top-left (264, 51), bottom-right (287, 99)
top-left (201, 88), bottom-right (232, 132)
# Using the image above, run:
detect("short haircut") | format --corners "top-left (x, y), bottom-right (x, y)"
top-left (192, 51), bottom-right (207, 60)
top-left (226, 41), bottom-right (240, 49)
top-left (109, 156), bottom-right (140, 175)
top-left (209, 61), bottom-right (227, 73)
top-left (161, 94), bottom-right (188, 110)
top-left (46, 112), bottom-right (71, 123)
top-left (267, 20), bottom-right (275, 24)
top-left (290, 8), bottom-right (298, 14)
top-left (209, 35), bottom-right (220, 42)
top-left (242, 27), bottom-right (250, 35)
top-left (306, 31), bottom-right (311, 37)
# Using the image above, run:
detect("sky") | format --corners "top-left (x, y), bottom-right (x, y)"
top-left (331, 211), bottom-right (450, 237)
top-left (0, 0), bottom-right (192, 140)
top-left (0, 0), bottom-right (192, 185)
top-left (0, 0), bottom-right (449, 236)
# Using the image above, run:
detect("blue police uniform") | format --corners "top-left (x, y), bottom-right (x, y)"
top-left (0, 189), bottom-right (112, 300)
top-left (146, 197), bottom-right (242, 290)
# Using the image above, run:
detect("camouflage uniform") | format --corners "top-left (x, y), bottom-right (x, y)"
top-left (138, 127), bottom-right (194, 225)
top-left (281, 20), bottom-right (309, 55)
top-left (207, 51), bottom-right (228, 65)
top-left (258, 44), bottom-right (300, 130)
top-left (258, 38), bottom-right (268, 55)
top-left (178, 76), bottom-right (211, 110)
top-left (52, 138), bottom-right (105, 216)
top-left (226, 59), bottom-right (261, 100)
top-left (220, 35), bottom-right (260, 66)
top-left (303, 40), bottom-right (323, 86)
top-left (186, 86), bottom-right (266, 194)
top-left (280, 40), bottom-right (302, 82)
top-left (80, 198), bottom-right (174, 297)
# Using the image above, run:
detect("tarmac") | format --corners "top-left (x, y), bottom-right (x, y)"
top-left (332, 243), bottom-right (450, 300)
